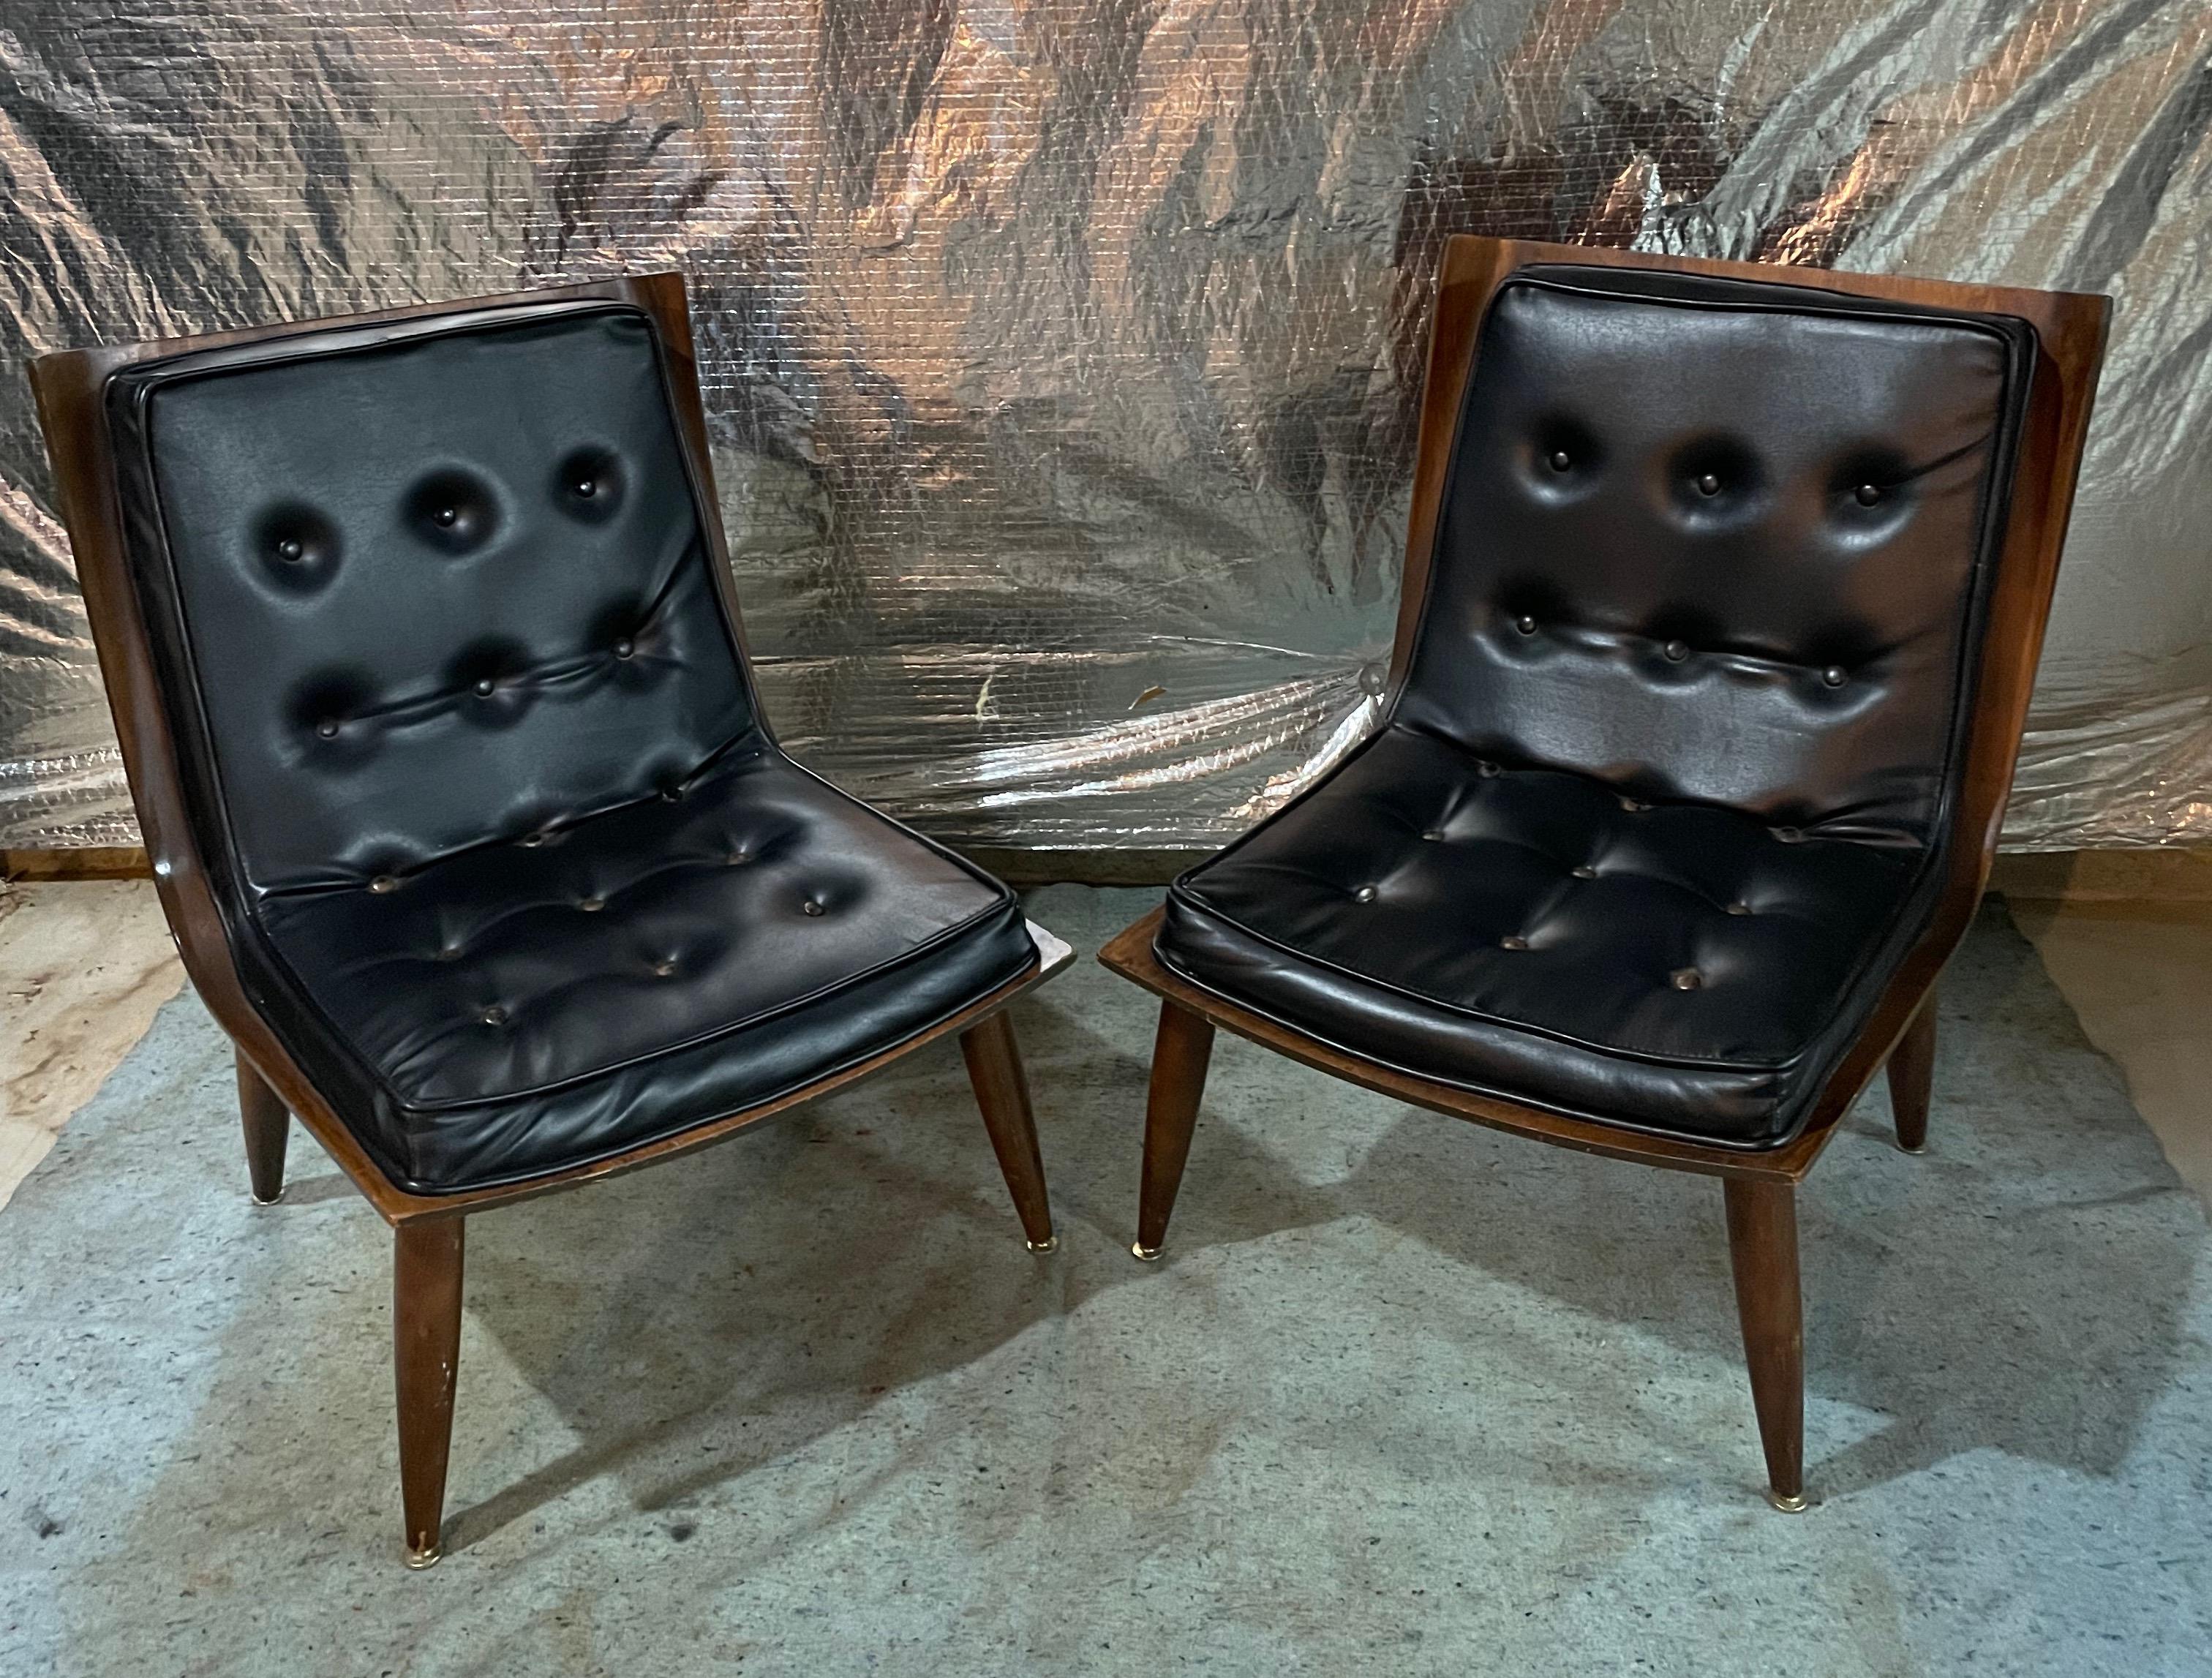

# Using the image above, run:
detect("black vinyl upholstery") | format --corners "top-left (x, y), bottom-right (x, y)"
top-left (103, 299), bottom-right (1035, 1192)
top-left (1159, 264), bottom-right (2036, 1146)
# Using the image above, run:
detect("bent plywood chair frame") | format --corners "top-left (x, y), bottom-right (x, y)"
top-left (1100, 233), bottom-right (2108, 1510)
top-left (32, 273), bottom-right (1072, 1566)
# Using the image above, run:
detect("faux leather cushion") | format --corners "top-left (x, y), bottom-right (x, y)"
top-left (255, 749), bottom-right (1034, 1192)
top-left (1397, 266), bottom-right (2032, 841)
top-left (1161, 725), bottom-right (1925, 1143)
top-left (1159, 265), bottom-right (2033, 1147)
top-left (120, 306), bottom-right (756, 891)
top-left (102, 301), bottom-right (1036, 1192)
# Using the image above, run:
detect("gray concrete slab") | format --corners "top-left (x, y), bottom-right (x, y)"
top-left (2008, 884), bottom-right (2212, 1203)
top-left (1, 887), bottom-right (2206, 1675)
top-left (0, 878), bottom-right (183, 1209)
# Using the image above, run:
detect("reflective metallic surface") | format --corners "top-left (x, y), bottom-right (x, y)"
top-left (3, 3), bottom-right (2208, 851)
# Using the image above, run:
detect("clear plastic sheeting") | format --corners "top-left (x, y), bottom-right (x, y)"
top-left (1, 2), bottom-right (2208, 853)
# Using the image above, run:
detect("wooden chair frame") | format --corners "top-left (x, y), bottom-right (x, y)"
top-left (1100, 234), bottom-right (2108, 1510)
top-left (31, 273), bottom-right (1072, 1566)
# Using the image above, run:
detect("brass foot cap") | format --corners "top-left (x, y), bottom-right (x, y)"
top-left (1026, 1234), bottom-right (1058, 1254)
top-left (251, 1189), bottom-right (285, 1205)
top-left (404, 1541), bottom-right (443, 1570)
top-left (1129, 1242), bottom-right (1163, 1263)
top-left (1765, 1490), bottom-right (1810, 1513)
top-left (1897, 1142), bottom-right (1927, 1155)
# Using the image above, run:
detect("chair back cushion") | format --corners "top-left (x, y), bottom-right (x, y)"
top-left (105, 303), bottom-right (756, 895)
top-left (1395, 265), bottom-right (2035, 844)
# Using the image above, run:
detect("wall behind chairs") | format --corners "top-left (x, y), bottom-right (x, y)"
top-left (1, 1), bottom-right (2207, 854)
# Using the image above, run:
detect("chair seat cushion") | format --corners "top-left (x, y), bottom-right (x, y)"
top-left (250, 747), bottom-right (1037, 1192)
top-left (1156, 724), bottom-right (1933, 1145)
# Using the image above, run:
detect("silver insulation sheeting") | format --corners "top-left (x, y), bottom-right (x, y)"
top-left (1, 3), bottom-right (2208, 852)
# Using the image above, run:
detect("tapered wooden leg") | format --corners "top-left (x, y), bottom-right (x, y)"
top-left (235, 1047), bottom-right (289, 1205)
top-left (960, 1010), bottom-right (1056, 1252)
top-left (1724, 1178), bottom-right (1805, 1510)
top-left (1133, 1000), bottom-right (1215, 1261)
top-left (394, 1218), bottom-right (464, 1569)
top-left (1886, 993), bottom-right (1937, 1154)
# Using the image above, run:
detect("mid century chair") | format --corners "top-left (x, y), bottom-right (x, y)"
top-left (1101, 236), bottom-right (2107, 1509)
top-left (31, 274), bottom-right (1069, 1566)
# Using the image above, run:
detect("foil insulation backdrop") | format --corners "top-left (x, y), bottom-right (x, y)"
top-left (1, 1), bottom-right (2209, 852)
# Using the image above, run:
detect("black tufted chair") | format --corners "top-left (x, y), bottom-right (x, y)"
top-left (1101, 237), bottom-right (2107, 1510)
top-left (31, 274), bottom-right (1071, 1566)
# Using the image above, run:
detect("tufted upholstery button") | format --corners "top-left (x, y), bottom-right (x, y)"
top-left (578, 895), bottom-right (604, 912)
top-left (1670, 968), bottom-right (1703, 991)
top-left (661, 785), bottom-right (685, 802)
top-left (1855, 483), bottom-right (1881, 505)
top-left (369, 874), bottom-right (399, 894)
top-left (315, 719), bottom-right (340, 740)
top-left (435, 944), bottom-right (463, 962)
top-left (652, 957), bottom-right (677, 977)
top-left (257, 508), bottom-right (341, 590)
top-left (1547, 449), bottom-right (1571, 472)
top-left (728, 847), bottom-right (752, 865)
top-left (481, 1004), bottom-right (508, 1026)
top-left (1696, 473), bottom-right (1720, 496)
top-left (1619, 794), bottom-right (1644, 812)
top-left (519, 832), bottom-right (545, 848)
top-left (1772, 826), bottom-right (1802, 843)
top-left (1513, 615), bottom-right (1537, 635)
top-left (1478, 760), bottom-right (1502, 778)
top-left (1421, 829), bottom-right (1446, 842)
top-left (574, 478), bottom-right (597, 498)
top-left (802, 898), bottom-right (827, 917)
top-left (405, 470), bottom-right (499, 552)
top-left (1353, 884), bottom-right (1378, 903)
top-left (614, 637), bottom-right (634, 660)
top-left (473, 677), bottom-right (496, 698)
top-left (1663, 640), bottom-right (1689, 662)
top-left (1571, 865), bottom-right (1598, 879)
top-left (1821, 666), bottom-right (1846, 688)
top-left (1500, 935), bottom-right (1530, 951)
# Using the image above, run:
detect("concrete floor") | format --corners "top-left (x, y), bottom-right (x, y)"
top-left (0, 880), bottom-right (183, 1208)
top-left (2004, 851), bottom-right (2212, 1202)
top-left (1, 883), bottom-right (2207, 1674)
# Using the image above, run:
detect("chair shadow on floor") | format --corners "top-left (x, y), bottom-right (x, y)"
top-left (72, 942), bottom-right (1342, 1577)
top-left (438, 987), bottom-right (1350, 1554)
top-left (1293, 903), bottom-right (2205, 1499)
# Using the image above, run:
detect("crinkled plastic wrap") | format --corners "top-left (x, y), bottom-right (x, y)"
top-left (3, 2), bottom-right (2208, 853)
